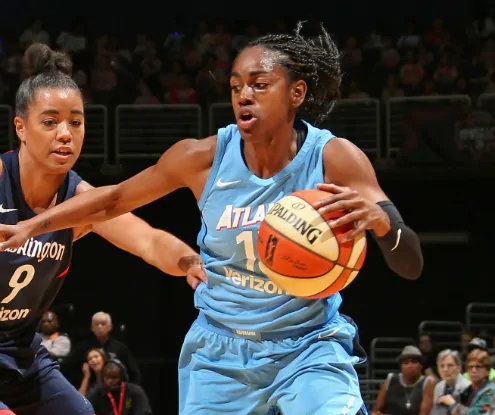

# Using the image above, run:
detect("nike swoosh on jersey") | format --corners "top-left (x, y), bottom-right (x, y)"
top-left (317, 325), bottom-right (342, 339)
top-left (0, 204), bottom-right (17, 213)
top-left (216, 178), bottom-right (241, 187)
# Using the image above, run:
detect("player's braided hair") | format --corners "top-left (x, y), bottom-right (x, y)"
top-left (16, 43), bottom-right (80, 116)
top-left (247, 21), bottom-right (341, 125)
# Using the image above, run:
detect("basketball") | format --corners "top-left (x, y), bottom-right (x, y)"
top-left (257, 189), bottom-right (367, 299)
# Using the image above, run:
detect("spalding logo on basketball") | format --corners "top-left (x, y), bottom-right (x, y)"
top-left (257, 189), bottom-right (367, 299)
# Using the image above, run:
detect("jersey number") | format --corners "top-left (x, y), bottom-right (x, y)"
top-left (236, 231), bottom-right (257, 271)
top-left (1, 265), bottom-right (35, 304)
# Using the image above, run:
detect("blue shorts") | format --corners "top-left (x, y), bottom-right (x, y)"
top-left (178, 312), bottom-right (368, 415)
top-left (0, 348), bottom-right (94, 415)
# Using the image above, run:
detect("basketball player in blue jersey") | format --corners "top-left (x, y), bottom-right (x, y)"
top-left (0, 43), bottom-right (205, 415)
top-left (0, 24), bottom-right (423, 415)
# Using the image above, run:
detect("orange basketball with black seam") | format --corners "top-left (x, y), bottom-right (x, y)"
top-left (257, 189), bottom-right (367, 299)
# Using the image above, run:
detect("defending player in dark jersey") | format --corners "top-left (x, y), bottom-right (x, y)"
top-left (0, 44), bottom-right (205, 415)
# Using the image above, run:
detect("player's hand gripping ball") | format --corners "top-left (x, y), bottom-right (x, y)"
top-left (314, 183), bottom-right (391, 241)
top-left (257, 189), bottom-right (367, 299)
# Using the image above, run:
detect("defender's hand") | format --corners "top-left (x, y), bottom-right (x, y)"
top-left (0, 222), bottom-right (31, 251)
top-left (179, 255), bottom-right (207, 290)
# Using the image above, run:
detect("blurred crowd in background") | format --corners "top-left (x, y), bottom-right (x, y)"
top-left (1, 16), bottom-right (495, 111)
top-left (40, 303), bottom-right (495, 415)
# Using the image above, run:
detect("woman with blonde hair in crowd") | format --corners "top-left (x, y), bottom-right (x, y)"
top-left (437, 349), bottom-right (495, 414)
top-left (79, 348), bottom-right (107, 396)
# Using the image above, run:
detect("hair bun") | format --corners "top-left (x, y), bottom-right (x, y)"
top-left (23, 43), bottom-right (73, 78)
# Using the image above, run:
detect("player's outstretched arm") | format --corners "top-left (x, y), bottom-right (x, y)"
top-left (315, 137), bottom-right (423, 280)
top-left (0, 138), bottom-right (211, 251)
top-left (72, 181), bottom-right (205, 284)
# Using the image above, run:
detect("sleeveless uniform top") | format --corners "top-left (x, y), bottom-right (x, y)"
top-left (384, 373), bottom-right (428, 415)
top-left (195, 121), bottom-right (341, 333)
top-left (0, 149), bottom-right (81, 371)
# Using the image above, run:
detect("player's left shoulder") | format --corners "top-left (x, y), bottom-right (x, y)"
top-left (324, 136), bottom-right (362, 156)
top-left (323, 137), bottom-right (371, 173)
top-left (75, 180), bottom-right (93, 194)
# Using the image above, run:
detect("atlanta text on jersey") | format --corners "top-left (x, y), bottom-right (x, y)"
top-left (216, 203), bottom-right (275, 230)
top-left (224, 267), bottom-right (286, 295)
top-left (0, 307), bottom-right (31, 321)
top-left (4, 238), bottom-right (66, 263)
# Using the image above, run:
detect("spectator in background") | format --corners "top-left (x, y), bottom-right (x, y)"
top-left (64, 312), bottom-right (141, 386)
top-left (379, 36), bottom-right (401, 70)
top-left (423, 78), bottom-right (439, 96)
top-left (425, 17), bottom-right (449, 48)
top-left (210, 22), bottom-right (232, 72)
top-left (433, 53), bottom-right (458, 93)
top-left (372, 345), bottom-right (436, 415)
top-left (431, 349), bottom-right (471, 415)
top-left (163, 19), bottom-right (185, 58)
top-left (346, 78), bottom-right (370, 99)
top-left (19, 19), bottom-right (50, 48)
top-left (419, 333), bottom-right (438, 378)
top-left (463, 338), bottom-right (495, 381)
top-left (56, 19), bottom-right (89, 72)
top-left (91, 56), bottom-right (118, 106)
top-left (417, 44), bottom-right (435, 71)
top-left (468, 14), bottom-right (495, 40)
top-left (134, 79), bottom-right (161, 104)
top-left (39, 311), bottom-right (71, 360)
top-left (397, 20), bottom-right (422, 51)
top-left (167, 74), bottom-right (197, 104)
top-left (88, 359), bottom-right (152, 415)
top-left (231, 23), bottom-right (260, 53)
top-left (382, 74), bottom-right (405, 101)
top-left (400, 51), bottom-right (425, 96)
top-left (56, 20), bottom-right (88, 56)
top-left (341, 36), bottom-right (363, 71)
top-left (438, 349), bottom-right (495, 414)
top-left (461, 331), bottom-right (475, 351)
top-left (79, 348), bottom-right (108, 396)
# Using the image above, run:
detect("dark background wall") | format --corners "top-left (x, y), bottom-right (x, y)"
top-left (0, 0), bottom-right (475, 36)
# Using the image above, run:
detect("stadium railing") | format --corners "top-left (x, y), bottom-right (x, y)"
top-left (0, 95), bottom-right (484, 165)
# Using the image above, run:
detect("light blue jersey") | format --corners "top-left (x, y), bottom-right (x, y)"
top-left (179, 122), bottom-right (367, 415)
top-left (195, 122), bottom-right (341, 334)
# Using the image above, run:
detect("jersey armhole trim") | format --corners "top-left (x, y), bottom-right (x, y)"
top-left (68, 170), bottom-right (84, 242)
top-left (198, 129), bottom-right (229, 210)
top-left (0, 154), bottom-right (4, 179)
top-left (384, 372), bottom-right (394, 392)
top-left (319, 130), bottom-right (335, 184)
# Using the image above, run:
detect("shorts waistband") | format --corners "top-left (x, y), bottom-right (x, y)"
top-left (196, 311), bottom-right (325, 341)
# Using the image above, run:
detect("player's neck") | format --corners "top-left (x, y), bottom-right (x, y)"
top-left (18, 151), bottom-right (66, 211)
top-left (243, 126), bottom-right (296, 179)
